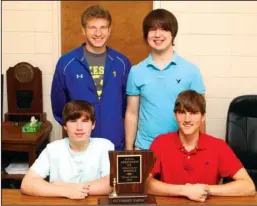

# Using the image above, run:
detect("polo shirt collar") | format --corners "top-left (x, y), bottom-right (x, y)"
top-left (174, 131), bottom-right (207, 151)
top-left (146, 50), bottom-right (179, 69)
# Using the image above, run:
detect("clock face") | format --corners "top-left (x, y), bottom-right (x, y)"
top-left (15, 64), bottom-right (34, 83)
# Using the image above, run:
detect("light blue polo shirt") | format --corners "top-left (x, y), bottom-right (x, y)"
top-left (126, 51), bottom-right (205, 149)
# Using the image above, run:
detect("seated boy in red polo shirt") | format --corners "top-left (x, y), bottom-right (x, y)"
top-left (146, 90), bottom-right (256, 202)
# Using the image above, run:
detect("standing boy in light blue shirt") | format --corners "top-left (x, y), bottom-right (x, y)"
top-left (21, 100), bottom-right (114, 199)
top-left (125, 9), bottom-right (205, 150)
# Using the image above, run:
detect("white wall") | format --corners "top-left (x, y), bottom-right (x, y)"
top-left (2, 1), bottom-right (62, 141)
top-left (2, 1), bottom-right (257, 142)
top-left (158, 1), bottom-right (257, 139)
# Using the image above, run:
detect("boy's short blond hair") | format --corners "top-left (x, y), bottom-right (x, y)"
top-left (81, 5), bottom-right (112, 28)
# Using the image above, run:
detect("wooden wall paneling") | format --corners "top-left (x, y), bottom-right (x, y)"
top-left (61, 1), bottom-right (152, 65)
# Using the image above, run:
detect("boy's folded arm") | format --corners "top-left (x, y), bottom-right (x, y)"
top-left (86, 175), bottom-right (112, 195)
top-left (21, 169), bottom-right (66, 197)
top-left (49, 175), bottom-right (112, 196)
top-left (21, 170), bottom-right (89, 199)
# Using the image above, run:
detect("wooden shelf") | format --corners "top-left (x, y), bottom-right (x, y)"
top-left (2, 172), bottom-right (24, 180)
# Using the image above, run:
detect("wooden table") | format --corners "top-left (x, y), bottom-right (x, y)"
top-left (2, 121), bottom-right (52, 180)
top-left (2, 189), bottom-right (257, 205)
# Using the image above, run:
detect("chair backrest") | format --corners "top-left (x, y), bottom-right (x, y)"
top-left (225, 95), bottom-right (257, 186)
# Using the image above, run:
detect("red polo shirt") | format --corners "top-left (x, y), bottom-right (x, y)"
top-left (150, 132), bottom-right (243, 185)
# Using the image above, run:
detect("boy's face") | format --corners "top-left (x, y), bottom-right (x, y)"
top-left (64, 116), bottom-right (95, 144)
top-left (147, 27), bottom-right (173, 52)
top-left (82, 18), bottom-right (111, 52)
top-left (175, 110), bottom-right (205, 137)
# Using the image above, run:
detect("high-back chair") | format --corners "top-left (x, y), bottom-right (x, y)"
top-left (225, 95), bottom-right (257, 187)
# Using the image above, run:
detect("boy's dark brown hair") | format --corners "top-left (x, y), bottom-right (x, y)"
top-left (62, 100), bottom-right (95, 125)
top-left (143, 9), bottom-right (178, 46)
top-left (81, 5), bottom-right (112, 28)
top-left (174, 90), bottom-right (206, 115)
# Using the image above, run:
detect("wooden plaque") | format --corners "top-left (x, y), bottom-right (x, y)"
top-left (6, 62), bottom-right (43, 114)
top-left (99, 150), bottom-right (156, 205)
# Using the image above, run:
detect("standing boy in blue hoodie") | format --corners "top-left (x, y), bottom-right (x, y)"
top-left (51, 5), bottom-right (131, 150)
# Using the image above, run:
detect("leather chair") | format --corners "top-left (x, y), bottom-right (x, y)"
top-left (225, 95), bottom-right (257, 187)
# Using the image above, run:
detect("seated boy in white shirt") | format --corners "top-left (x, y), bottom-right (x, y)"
top-left (21, 100), bottom-right (114, 199)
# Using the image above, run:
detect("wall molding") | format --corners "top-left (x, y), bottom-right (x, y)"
top-left (153, 1), bottom-right (161, 9)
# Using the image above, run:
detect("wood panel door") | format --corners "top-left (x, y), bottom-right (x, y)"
top-left (61, 1), bottom-right (152, 65)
